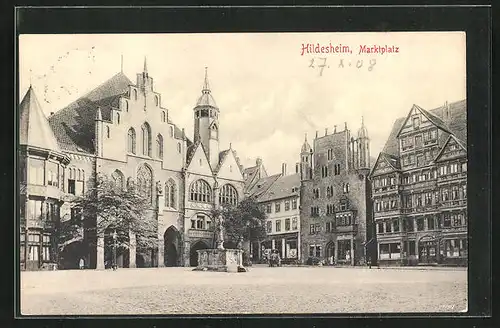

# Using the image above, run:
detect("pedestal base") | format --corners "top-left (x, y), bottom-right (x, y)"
top-left (193, 249), bottom-right (248, 273)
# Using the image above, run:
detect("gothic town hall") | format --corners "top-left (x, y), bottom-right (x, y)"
top-left (19, 60), bottom-right (247, 270)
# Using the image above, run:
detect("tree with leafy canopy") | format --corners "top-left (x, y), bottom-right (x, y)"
top-left (59, 173), bottom-right (158, 264)
top-left (211, 196), bottom-right (267, 257)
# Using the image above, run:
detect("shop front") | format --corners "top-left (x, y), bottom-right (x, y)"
top-left (257, 232), bottom-right (299, 264)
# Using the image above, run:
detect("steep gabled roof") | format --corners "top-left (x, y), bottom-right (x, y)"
top-left (247, 174), bottom-right (281, 199)
top-left (257, 173), bottom-right (300, 203)
top-left (20, 86), bottom-right (62, 152)
top-left (369, 152), bottom-right (401, 177)
top-left (434, 134), bottom-right (467, 162)
top-left (48, 72), bottom-right (132, 153)
top-left (382, 99), bottom-right (466, 157)
top-left (215, 148), bottom-right (245, 176)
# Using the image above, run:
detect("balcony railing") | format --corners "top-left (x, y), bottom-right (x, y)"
top-left (440, 199), bottom-right (467, 208)
top-left (27, 184), bottom-right (61, 200)
top-left (188, 229), bottom-right (215, 239)
top-left (374, 185), bottom-right (399, 194)
top-left (336, 224), bottom-right (358, 234)
top-left (27, 219), bottom-right (55, 229)
top-left (437, 172), bottom-right (467, 183)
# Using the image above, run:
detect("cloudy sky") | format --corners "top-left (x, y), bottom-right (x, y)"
top-left (19, 33), bottom-right (466, 174)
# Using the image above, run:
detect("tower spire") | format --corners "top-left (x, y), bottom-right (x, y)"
top-left (121, 54), bottom-right (124, 73)
top-left (304, 132), bottom-right (308, 142)
top-left (143, 56), bottom-right (148, 74)
top-left (202, 67), bottom-right (210, 93)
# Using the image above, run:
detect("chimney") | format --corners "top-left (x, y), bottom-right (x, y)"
top-left (315, 131), bottom-right (319, 138)
top-left (295, 162), bottom-right (299, 173)
top-left (256, 157), bottom-right (262, 166)
top-left (49, 112), bottom-right (54, 116)
top-left (282, 163), bottom-right (287, 176)
top-left (344, 122), bottom-right (348, 131)
top-left (334, 125), bottom-right (337, 133)
top-left (325, 128), bottom-right (328, 136)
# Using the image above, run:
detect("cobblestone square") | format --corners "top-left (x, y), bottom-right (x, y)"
top-left (21, 266), bottom-right (467, 315)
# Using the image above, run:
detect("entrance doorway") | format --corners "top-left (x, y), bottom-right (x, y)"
top-left (325, 241), bottom-right (335, 264)
top-left (164, 226), bottom-right (180, 267)
top-left (190, 240), bottom-right (209, 267)
top-left (418, 240), bottom-right (437, 264)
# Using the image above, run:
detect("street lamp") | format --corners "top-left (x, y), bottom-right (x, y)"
top-left (112, 229), bottom-right (117, 270)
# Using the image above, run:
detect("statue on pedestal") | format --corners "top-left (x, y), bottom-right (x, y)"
top-left (216, 215), bottom-right (225, 250)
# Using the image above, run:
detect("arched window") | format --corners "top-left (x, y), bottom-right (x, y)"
top-left (177, 142), bottom-right (181, 153)
top-left (116, 113), bottom-right (120, 124)
top-left (111, 170), bottom-right (125, 191)
top-left (137, 165), bottom-right (153, 204)
top-left (155, 95), bottom-right (159, 106)
top-left (190, 179), bottom-right (212, 203)
top-left (162, 111), bottom-right (166, 122)
top-left (133, 89), bottom-right (138, 100)
top-left (156, 134), bottom-right (163, 159)
top-left (220, 184), bottom-right (238, 206)
top-left (170, 126), bottom-right (174, 137)
top-left (127, 128), bottom-right (136, 154)
top-left (124, 100), bottom-right (129, 112)
top-left (141, 123), bottom-right (152, 156)
top-left (106, 126), bottom-right (110, 138)
top-left (165, 179), bottom-right (177, 209)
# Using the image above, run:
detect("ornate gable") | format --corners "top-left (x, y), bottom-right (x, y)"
top-left (186, 141), bottom-right (213, 176)
top-left (396, 104), bottom-right (451, 139)
top-left (216, 149), bottom-right (244, 181)
top-left (434, 135), bottom-right (467, 162)
top-left (370, 153), bottom-right (400, 178)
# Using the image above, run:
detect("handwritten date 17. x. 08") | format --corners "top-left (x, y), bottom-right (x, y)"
top-left (309, 57), bottom-right (377, 76)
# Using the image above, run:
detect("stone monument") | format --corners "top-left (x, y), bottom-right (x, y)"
top-left (193, 211), bottom-right (247, 273)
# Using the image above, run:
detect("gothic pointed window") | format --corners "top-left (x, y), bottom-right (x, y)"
top-left (210, 124), bottom-right (218, 139)
top-left (133, 89), bottom-right (138, 100)
top-left (127, 128), bottom-right (136, 154)
top-left (156, 134), bottom-right (163, 159)
top-left (141, 123), bottom-right (152, 156)
top-left (190, 179), bottom-right (212, 203)
top-left (220, 184), bottom-right (238, 206)
top-left (165, 179), bottom-right (177, 209)
top-left (111, 169), bottom-right (125, 191)
top-left (137, 165), bottom-right (153, 204)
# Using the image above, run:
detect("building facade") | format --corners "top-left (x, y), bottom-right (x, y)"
top-left (370, 100), bottom-right (467, 266)
top-left (19, 87), bottom-right (71, 271)
top-left (299, 122), bottom-right (374, 266)
top-left (19, 61), bottom-right (249, 270)
top-left (247, 163), bottom-right (301, 263)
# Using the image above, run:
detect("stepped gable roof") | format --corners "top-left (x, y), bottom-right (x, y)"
top-left (382, 99), bottom-right (466, 157)
top-left (257, 173), bottom-right (300, 203)
top-left (48, 72), bottom-right (132, 153)
top-left (48, 72), bottom-right (186, 153)
top-left (19, 86), bottom-right (62, 152)
top-left (247, 174), bottom-right (281, 199)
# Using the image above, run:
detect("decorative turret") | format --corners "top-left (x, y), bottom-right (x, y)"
top-left (300, 133), bottom-right (313, 180)
top-left (193, 67), bottom-right (220, 169)
top-left (357, 116), bottom-right (370, 170)
top-left (95, 107), bottom-right (103, 157)
top-left (136, 56), bottom-right (153, 93)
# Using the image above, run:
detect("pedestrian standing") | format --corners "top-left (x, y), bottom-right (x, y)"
top-left (79, 258), bottom-right (84, 270)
